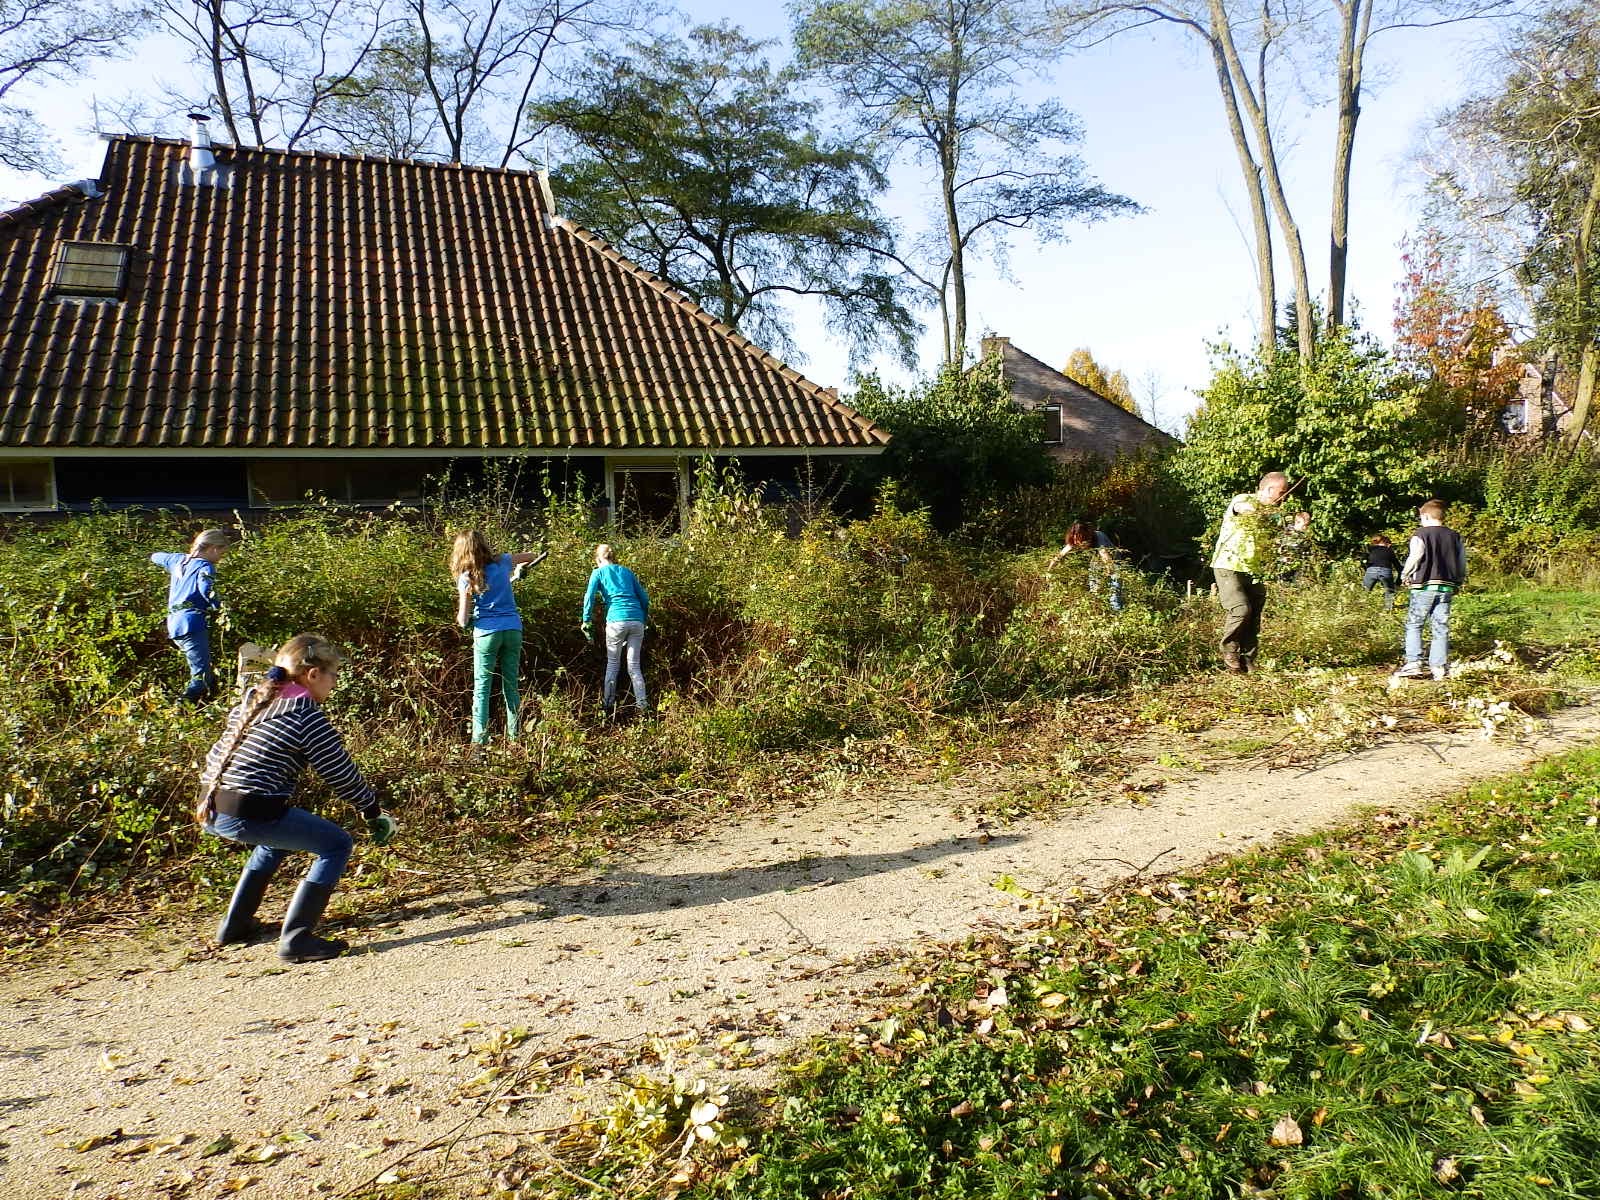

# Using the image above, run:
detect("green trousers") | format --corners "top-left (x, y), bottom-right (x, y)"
top-left (472, 628), bottom-right (523, 743)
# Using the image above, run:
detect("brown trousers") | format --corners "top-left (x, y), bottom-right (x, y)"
top-left (1214, 568), bottom-right (1268, 658)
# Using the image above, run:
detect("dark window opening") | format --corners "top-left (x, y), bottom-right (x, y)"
top-left (0, 460), bottom-right (54, 508)
top-left (1040, 404), bottom-right (1063, 445)
top-left (54, 458), bottom-right (247, 509)
top-left (614, 467), bottom-right (680, 531)
top-left (52, 242), bottom-right (130, 300)
top-left (250, 459), bottom-right (449, 506)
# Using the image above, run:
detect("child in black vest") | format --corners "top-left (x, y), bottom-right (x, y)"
top-left (1363, 534), bottom-right (1401, 608)
top-left (1394, 500), bottom-right (1466, 681)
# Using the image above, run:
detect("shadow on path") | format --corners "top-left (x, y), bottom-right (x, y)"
top-left (357, 833), bottom-right (1025, 955)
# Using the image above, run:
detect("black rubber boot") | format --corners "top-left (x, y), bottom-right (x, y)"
top-left (277, 880), bottom-right (348, 963)
top-left (215, 864), bottom-right (277, 946)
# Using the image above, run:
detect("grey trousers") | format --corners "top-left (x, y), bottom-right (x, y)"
top-left (1214, 568), bottom-right (1268, 658)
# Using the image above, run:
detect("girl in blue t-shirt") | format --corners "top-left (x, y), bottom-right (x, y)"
top-left (449, 530), bottom-right (546, 743)
top-left (149, 528), bottom-right (230, 701)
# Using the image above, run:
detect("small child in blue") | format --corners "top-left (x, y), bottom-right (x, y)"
top-left (581, 543), bottom-right (650, 718)
top-left (150, 528), bottom-right (230, 702)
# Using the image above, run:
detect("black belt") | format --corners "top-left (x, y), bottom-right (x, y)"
top-left (211, 788), bottom-right (289, 822)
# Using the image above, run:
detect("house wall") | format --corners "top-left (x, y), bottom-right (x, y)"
top-left (983, 337), bottom-right (1175, 460)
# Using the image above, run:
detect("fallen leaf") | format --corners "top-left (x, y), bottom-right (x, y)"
top-left (200, 1135), bottom-right (236, 1158)
top-left (1269, 1115), bottom-right (1303, 1147)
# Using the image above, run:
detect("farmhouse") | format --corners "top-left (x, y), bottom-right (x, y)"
top-left (979, 335), bottom-right (1175, 460)
top-left (0, 121), bottom-right (887, 519)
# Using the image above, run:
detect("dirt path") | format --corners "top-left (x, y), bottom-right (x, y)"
top-left (7, 705), bottom-right (1600, 1199)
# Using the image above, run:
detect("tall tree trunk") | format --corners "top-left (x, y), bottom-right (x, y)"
top-left (1565, 157), bottom-right (1600, 440)
top-left (204, 0), bottom-right (241, 144)
top-left (1207, 33), bottom-right (1276, 357)
top-left (1209, 0), bottom-right (1313, 364)
top-left (1328, 0), bottom-right (1371, 333)
top-left (942, 159), bottom-right (967, 365)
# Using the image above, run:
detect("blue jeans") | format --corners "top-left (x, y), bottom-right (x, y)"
top-left (1089, 569), bottom-right (1124, 612)
top-left (604, 620), bottom-right (647, 708)
top-left (1404, 590), bottom-right (1452, 669)
top-left (173, 625), bottom-right (216, 700)
top-left (1363, 566), bottom-right (1396, 608)
top-left (207, 807), bottom-right (354, 886)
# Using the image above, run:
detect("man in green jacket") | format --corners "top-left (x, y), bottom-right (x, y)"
top-left (1211, 471), bottom-right (1291, 674)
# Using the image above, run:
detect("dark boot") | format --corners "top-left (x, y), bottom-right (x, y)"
top-left (216, 864), bottom-right (278, 946)
top-left (277, 880), bottom-right (348, 963)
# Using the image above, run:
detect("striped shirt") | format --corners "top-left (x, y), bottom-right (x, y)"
top-left (204, 690), bottom-right (378, 818)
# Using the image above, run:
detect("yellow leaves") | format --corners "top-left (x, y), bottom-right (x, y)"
top-left (71, 1129), bottom-right (124, 1153)
top-left (1039, 992), bottom-right (1068, 1009)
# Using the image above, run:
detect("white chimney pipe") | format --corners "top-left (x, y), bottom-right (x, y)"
top-left (188, 113), bottom-right (215, 173)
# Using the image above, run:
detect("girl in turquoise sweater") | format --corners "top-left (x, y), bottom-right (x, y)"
top-left (581, 543), bottom-right (650, 718)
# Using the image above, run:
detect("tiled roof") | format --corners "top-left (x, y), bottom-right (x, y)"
top-left (0, 137), bottom-right (887, 453)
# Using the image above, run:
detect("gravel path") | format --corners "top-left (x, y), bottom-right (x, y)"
top-left (6, 704), bottom-right (1600, 1199)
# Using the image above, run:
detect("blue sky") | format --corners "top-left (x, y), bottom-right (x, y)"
top-left (0, 2), bottom-right (1490, 426)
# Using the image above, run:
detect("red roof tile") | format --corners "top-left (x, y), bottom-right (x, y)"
top-left (0, 137), bottom-right (887, 453)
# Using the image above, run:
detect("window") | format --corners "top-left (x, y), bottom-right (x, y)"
top-left (0, 460), bottom-right (55, 510)
top-left (250, 459), bottom-right (443, 506)
top-left (52, 242), bottom-right (130, 300)
top-left (1039, 404), bottom-right (1063, 445)
top-left (612, 466), bottom-right (682, 531)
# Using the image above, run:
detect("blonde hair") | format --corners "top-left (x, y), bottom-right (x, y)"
top-left (449, 530), bottom-right (495, 595)
top-left (189, 528), bottom-right (230, 555)
top-left (195, 635), bottom-right (346, 825)
top-left (594, 543), bottom-right (617, 566)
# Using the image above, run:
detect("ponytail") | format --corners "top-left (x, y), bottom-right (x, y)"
top-left (195, 667), bottom-right (288, 825)
top-left (195, 635), bottom-right (346, 825)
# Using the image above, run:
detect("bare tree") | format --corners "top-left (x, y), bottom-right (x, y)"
top-left (1, 0), bottom-right (147, 171)
top-left (389, 0), bottom-right (649, 166)
top-left (159, 0), bottom-right (391, 148)
top-left (794, 0), bottom-right (1137, 366)
top-left (1324, 0), bottom-right (1514, 332)
top-left (1064, 0), bottom-right (1315, 362)
top-left (1064, 0), bottom-right (1514, 363)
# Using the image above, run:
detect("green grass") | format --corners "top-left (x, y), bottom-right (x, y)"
top-left (685, 749), bottom-right (1600, 1200)
top-left (1457, 586), bottom-right (1600, 655)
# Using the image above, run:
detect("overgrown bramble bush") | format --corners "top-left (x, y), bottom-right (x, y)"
top-left (0, 471), bottom-right (1549, 923)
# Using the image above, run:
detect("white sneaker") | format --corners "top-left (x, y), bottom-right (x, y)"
top-left (1430, 665), bottom-right (1449, 682)
top-left (1393, 662), bottom-right (1429, 680)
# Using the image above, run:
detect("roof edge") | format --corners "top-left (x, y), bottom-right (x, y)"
top-left (549, 217), bottom-right (891, 447)
top-left (0, 180), bottom-right (101, 230)
top-left (103, 133), bottom-right (559, 185)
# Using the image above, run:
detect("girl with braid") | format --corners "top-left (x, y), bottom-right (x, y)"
top-left (198, 635), bottom-right (396, 962)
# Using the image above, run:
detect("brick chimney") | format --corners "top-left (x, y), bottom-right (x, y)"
top-left (979, 334), bottom-right (1009, 361)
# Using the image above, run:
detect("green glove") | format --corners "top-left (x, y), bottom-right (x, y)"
top-left (582, 620), bottom-right (596, 643)
top-left (366, 813), bottom-right (398, 846)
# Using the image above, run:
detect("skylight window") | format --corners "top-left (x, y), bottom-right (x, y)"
top-left (52, 242), bottom-right (130, 300)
